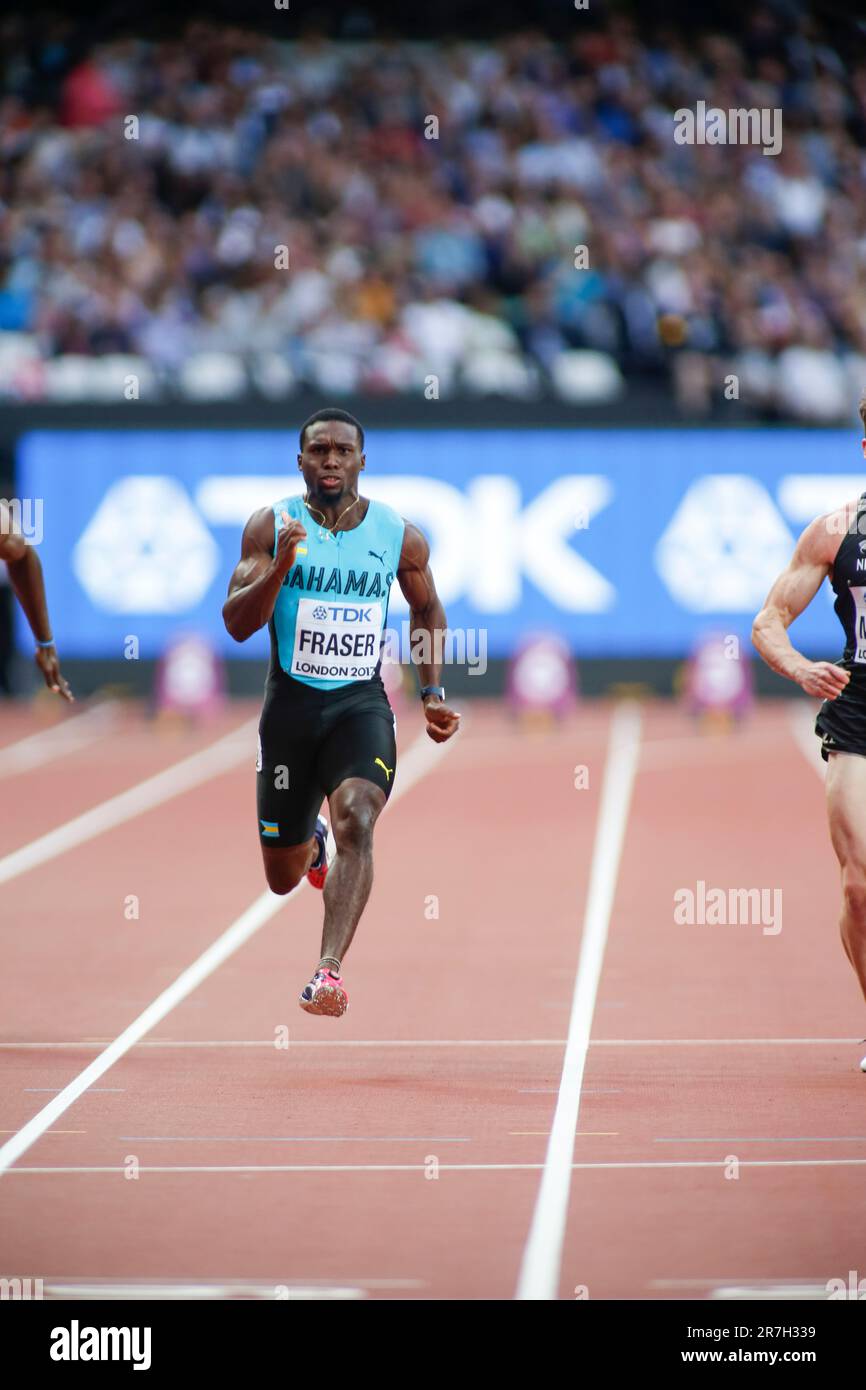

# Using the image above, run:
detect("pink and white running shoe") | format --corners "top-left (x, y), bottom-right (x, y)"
top-left (299, 968), bottom-right (349, 1017)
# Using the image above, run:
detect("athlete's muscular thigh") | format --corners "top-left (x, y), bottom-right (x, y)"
top-left (257, 688), bottom-right (325, 848)
top-left (316, 707), bottom-right (397, 803)
top-left (826, 753), bottom-right (866, 874)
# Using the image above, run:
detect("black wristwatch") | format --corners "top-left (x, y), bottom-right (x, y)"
top-left (420, 685), bottom-right (445, 702)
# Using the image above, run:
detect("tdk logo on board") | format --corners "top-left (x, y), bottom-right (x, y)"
top-left (50, 1320), bottom-right (152, 1370)
top-left (66, 467), bottom-right (866, 624)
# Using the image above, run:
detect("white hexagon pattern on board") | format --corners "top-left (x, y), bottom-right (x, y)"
top-left (655, 474), bottom-right (795, 612)
top-left (72, 476), bottom-right (220, 613)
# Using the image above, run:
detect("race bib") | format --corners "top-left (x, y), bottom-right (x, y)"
top-left (852, 586), bottom-right (866, 664)
top-left (291, 597), bottom-right (383, 682)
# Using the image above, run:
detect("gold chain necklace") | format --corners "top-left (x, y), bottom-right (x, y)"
top-left (303, 493), bottom-right (361, 537)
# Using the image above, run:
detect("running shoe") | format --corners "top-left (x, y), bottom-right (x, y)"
top-left (307, 815), bottom-right (333, 890)
top-left (299, 969), bottom-right (349, 1017)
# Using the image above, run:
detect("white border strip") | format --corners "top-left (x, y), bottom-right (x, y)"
top-left (0, 728), bottom-right (451, 1175)
top-left (515, 702), bottom-right (643, 1300)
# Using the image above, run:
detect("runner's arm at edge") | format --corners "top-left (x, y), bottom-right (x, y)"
top-left (752, 509), bottom-right (851, 701)
top-left (397, 522), bottom-right (460, 744)
top-left (0, 500), bottom-right (73, 701)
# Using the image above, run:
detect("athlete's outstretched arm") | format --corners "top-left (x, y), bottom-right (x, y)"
top-left (222, 507), bottom-right (307, 642)
top-left (752, 511), bottom-right (850, 700)
top-left (397, 522), bottom-right (460, 743)
top-left (0, 501), bottom-right (72, 701)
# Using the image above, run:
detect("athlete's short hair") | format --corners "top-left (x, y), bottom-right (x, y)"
top-left (860, 394), bottom-right (866, 435)
top-left (299, 408), bottom-right (364, 452)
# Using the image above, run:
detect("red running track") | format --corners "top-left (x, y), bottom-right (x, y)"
top-left (0, 696), bottom-right (863, 1301)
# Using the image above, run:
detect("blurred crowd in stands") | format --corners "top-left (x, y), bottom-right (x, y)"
top-left (1, 9), bottom-right (865, 417)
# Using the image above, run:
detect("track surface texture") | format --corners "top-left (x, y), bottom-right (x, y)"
top-left (1, 696), bottom-right (862, 1301)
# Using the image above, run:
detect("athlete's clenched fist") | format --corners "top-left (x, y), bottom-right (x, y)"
top-left (422, 695), bottom-right (461, 743)
top-left (795, 660), bottom-right (850, 701)
top-left (275, 511), bottom-right (307, 577)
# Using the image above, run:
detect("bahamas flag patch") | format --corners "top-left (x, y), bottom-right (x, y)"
top-left (260, 820), bottom-right (280, 838)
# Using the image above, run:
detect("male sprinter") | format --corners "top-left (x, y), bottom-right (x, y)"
top-left (0, 500), bottom-right (72, 701)
top-left (752, 396), bottom-right (866, 1071)
top-left (223, 408), bottom-right (460, 1016)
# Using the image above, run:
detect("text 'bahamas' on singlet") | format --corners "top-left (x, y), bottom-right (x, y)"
top-left (831, 492), bottom-right (866, 665)
top-left (269, 495), bottom-right (405, 690)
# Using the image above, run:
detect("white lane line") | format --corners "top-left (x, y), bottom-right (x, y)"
top-left (0, 701), bottom-right (118, 778)
top-left (8, 1157), bottom-right (866, 1175)
top-left (0, 728), bottom-right (452, 1176)
top-left (0, 1036), bottom-right (859, 1049)
top-left (39, 1278), bottom-right (423, 1298)
top-left (653, 1278), bottom-right (839, 1289)
top-left (589, 1037), bottom-right (861, 1045)
top-left (710, 1286), bottom-right (833, 1302)
top-left (656, 1134), bottom-right (866, 1145)
top-left (39, 1283), bottom-right (369, 1302)
top-left (654, 1279), bottom-right (839, 1300)
top-left (656, 1136), bottom-right (866, 1143)
top-left (651, 1277), bottom-right (820, 1289)
top-left (116, 1135), bottom-right (471, 1143)
top-left (0, 1038), bottom-right (569, 1049)
top-left (0, 717), bottom-right (257, 886)
top-left (788, 701), bottom-right (825, 778)
top-left (516, 701), bottom-right (643, 1302)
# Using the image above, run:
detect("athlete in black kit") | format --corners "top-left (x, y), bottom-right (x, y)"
top-left (753, 395), bottom-right (866, 1072)
top-left (223, 408), bottom-right (460, 1017)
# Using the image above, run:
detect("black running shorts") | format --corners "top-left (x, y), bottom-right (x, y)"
top-left (815, 666), bottom-right (866, 761)
top-left (256, 671), bottom-right (397, 847)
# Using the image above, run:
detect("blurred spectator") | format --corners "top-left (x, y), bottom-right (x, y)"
top-left (0, 12), bottom-right (864, 415)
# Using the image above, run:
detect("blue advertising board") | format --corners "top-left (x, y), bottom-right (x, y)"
top-left (14, 427), bottom-right (864, 661)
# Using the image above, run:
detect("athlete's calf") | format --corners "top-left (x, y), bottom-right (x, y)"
top-left (321, 778), bottom-right (386, 965)
top-left (826, 753), bottom-right (866, 1001)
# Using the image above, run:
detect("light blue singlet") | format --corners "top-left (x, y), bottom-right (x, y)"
top-left (269, 495), bottom-right (405, 691)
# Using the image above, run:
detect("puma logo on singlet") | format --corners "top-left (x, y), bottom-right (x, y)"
top-left (368, 549), bottom-right (386, 565)
top-left (374, 757), bottom-right (394, 782)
